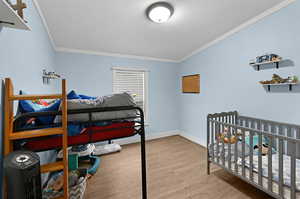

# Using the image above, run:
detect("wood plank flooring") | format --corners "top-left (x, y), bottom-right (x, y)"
top-left (85, 136), bottom-right (272, 199)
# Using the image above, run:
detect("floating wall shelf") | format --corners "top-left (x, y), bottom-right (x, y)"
top-left (42, 69), bottom-right (61, 84)
top-left (0, 0), bottom-right (30, 30)
top-left (261, 83), bottom-right (298, 92)
top-left (250, 60), bottom-right (281, 71)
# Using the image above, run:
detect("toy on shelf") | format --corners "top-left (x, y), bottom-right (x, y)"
top-left (6, 0), bottom-right (27, 20)
top-left (250, 53), bottom-right (282, 65)
top-left (249, 53), bottom-right (282, 71)
top-left (259, 74), bottom-right (299, 91)
top-left (259, 74), bottom-right (299, 85)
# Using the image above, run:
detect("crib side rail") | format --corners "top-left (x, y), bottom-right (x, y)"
top-left (207, 113), bottom-right (300, 199)
top-left (207, 111), bottom-right (238, 175)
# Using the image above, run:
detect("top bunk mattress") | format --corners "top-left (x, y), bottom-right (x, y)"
top-left (55, 93), bottom-right (139, 122)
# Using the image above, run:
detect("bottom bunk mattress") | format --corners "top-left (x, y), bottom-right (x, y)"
top-left (20, 121), bottom-right (136, 151)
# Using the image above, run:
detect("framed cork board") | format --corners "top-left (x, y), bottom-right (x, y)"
top-left (182, 74), bottom-right (200, 93)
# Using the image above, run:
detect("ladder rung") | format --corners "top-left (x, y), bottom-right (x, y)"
top-left (10, 128), bottom-right (64, 140)
top-left (9, 94), bottom-right (62, 101)
top-left (41, 161), bottom-right (64, 173)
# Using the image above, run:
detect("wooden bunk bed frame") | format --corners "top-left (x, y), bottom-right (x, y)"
top-left (3, 78), bottom-right (148, 199)
top-left (4, 78), bottom-right (69, 199)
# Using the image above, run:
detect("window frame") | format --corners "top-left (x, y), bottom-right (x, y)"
top-left (112, 66), bottom-right (149, 123)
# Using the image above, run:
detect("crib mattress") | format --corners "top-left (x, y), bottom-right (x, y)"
top-left (212, 158), bottom-right (300, 199)
top-left (22, 121), bottom-right (136, 151)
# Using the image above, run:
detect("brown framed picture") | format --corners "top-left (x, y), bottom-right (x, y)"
top-left (182, 74), bottom-right (200, 93)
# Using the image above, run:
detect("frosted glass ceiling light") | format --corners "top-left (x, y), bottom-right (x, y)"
top-left (147, 2), bottom-right (174, 23)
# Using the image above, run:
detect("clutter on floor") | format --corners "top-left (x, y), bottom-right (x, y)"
top-left (43, 143), bottom-right (122, 198)
top-left (43, 168), bottom-right (87, 199)
top-left (57, 144), bottom-right (95, 159)
top-left (58, 144), bottom-right (101, 175)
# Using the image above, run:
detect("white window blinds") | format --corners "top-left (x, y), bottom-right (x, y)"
top-left (112, 68), bottom-right (146, 112)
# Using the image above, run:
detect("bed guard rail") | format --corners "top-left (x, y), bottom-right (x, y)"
top-left (207, 111), bottom-right (300, 199)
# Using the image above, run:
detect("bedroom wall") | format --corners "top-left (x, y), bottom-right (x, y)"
top-left (0, 0), bottom-right (57, 191)
top-left (0, 2), bottom-right (56, 93)
top-left (178, 1), bottom-right (300, 147)
top-left (54, 52), bottom-right (180, 137)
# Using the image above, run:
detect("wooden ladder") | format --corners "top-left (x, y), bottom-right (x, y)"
top-left (4, 78), bottom-right (69, 199)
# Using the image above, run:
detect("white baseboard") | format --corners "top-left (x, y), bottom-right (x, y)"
top-left (114, 130), bottom-right (180, 145)
top-left (113, 130), bottom-right (207, 149)
top-left (179, 132), bottom-right (206, 148)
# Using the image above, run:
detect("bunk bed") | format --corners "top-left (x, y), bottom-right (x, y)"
top-left (3, 78), bottom-right (147, 199)
top-left (207, 111), bottom-right (300, 199)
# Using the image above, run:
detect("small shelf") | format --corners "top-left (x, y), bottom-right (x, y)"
top-left (0, 0), bottom-right (30, 30)
top-left (250, 60), bottom-right (281, 71)
top-left (261, 83), bottom-right (298, 92)
top-left (42, 69), bottom-right (61, 84)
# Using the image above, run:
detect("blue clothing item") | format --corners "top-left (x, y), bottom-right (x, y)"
top-left (68, 124), bottom-right (85, 136)
top-left (79, 94), bottom-right (96, 100)
top-left (67, 90), bottom-right (81, 99)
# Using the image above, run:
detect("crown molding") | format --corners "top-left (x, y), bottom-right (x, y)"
top-left (32, 0), bottom-right (295, 64)
top-left (32, 0), bottom-right (177, 63)
top-left (55, 47), bottom-right (179, 63)
top-left (179, 0), bottom-right (296, 62)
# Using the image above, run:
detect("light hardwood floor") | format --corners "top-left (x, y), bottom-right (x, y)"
top-left (85, 136), bottom-right (272, 199)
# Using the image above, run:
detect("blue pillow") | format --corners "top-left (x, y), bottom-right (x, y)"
top-left (37, 100), bottom-right (61, 124)
top-left (19, 90), bottom-right (61, 125)
top-left (67, 90), bottom-right (81, 99)
top-left (79, 94), bottom-right (96, 100)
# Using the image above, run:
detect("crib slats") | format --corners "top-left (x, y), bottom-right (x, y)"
top-left (216, 119), bottom-right (220, 164)
top-left (267, 134), bottom-right (273, 192)
top-left (290, 141), bottom-right (296, 199)
top-left (227, 116), bottom-right (232, 170)
top-left (297, 128), bottom-right (300, 158)
top-left (208, 113), bottom-right (300, 199)
top-left (210, 120), bottom-right (214, 162)
top-left (287, 127), bottom-right (292, 156)
top-left (234, 126), bottom-right (238, 173)
top-left (258, 131), bottom-right (263, 186)
top-left (234, 114), bottom-right (239, 173)
top-left (278, 125), bottom-right (285, 154)
top-left (279, 139), bottom-right (284, 197)
top-left (242, 129), bottom-right (246, 177)
top-left (221, 117), bottom-right (225, 167)
top-left (249, 131), bottom-right (254, 181)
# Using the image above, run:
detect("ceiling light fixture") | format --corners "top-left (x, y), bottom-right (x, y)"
top-left (146, 2), bottom-right (174, 24)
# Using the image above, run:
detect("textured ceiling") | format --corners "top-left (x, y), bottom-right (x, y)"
top-left (36, 0), bottom-right (289, 62)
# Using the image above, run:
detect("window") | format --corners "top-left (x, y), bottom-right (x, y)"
top-left (112, 67), bottom-right (148, 120)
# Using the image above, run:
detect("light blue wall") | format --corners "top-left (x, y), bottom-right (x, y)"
top-left (0, 1), bottom-right (56, 93)
top-left (178, 1), bottom-right (300, 146)
top-left (55, 52), bottom-right (180, 135)
top-left (0, 0), bottom-right (57, 191)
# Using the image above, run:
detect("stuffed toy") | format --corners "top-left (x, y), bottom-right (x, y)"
top-left (217, 127), bottom-right (238, 144)
top-left (254, 143), bottom-right (269, 156)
